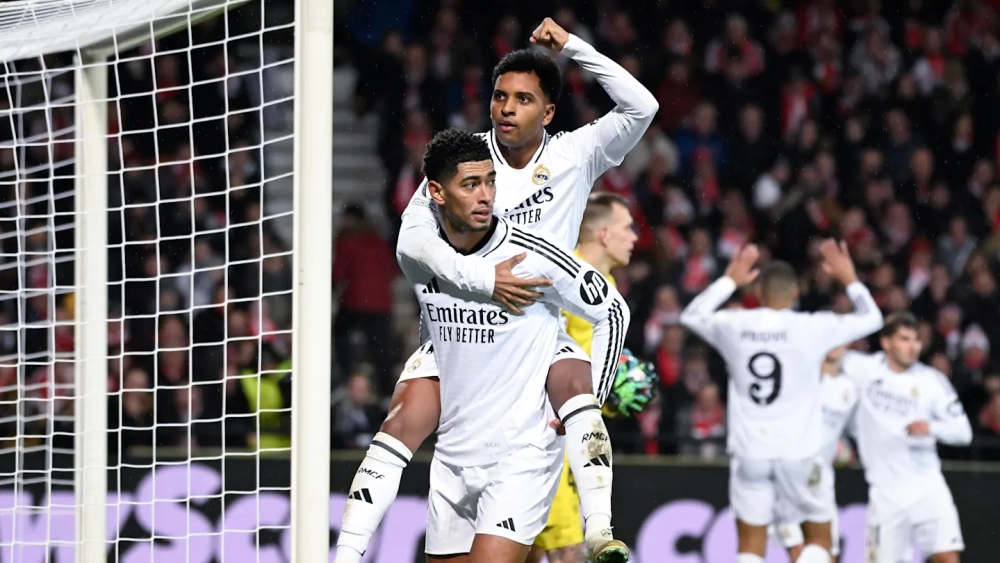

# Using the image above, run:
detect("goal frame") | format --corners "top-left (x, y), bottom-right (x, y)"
top-left (66, 1), bottom-right (333, 561)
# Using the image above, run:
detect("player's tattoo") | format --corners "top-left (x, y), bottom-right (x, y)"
top-left (548, 544), bottom-right (587, 563)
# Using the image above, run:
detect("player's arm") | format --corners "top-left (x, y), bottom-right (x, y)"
top-left (926, 372), bottom-right (973, 446)
top-left (678, 277), bottom-right (735, 348)
top-left (532, 19), bottom-right (658, 177)
top-left (396, 183), bottom-right (549, 313)
top-left (812, 240), bottom-right (884, 347)
top-left (679, 244), bottom-right (758, 348)
top-left (396, 181), bottom-right (494, 292)
top-left (522, 229), bottom-right (631, 405)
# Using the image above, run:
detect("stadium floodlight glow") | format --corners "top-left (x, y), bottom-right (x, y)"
top-left (0, 0), bottom-right (331, 561)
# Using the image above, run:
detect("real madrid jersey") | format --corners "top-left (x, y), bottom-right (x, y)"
top-left (840, 351), bottom-right (972, 496)
top-left (817, 372), bottom-right (858, 467)
top-left (562, 251), bottom-right (617, 357)
top-left (396, 33), bottom-right (658, 296)
top-left (397, 217), bottom-right (630, 466)
top-left (679, 277), bottom-right (883, 460)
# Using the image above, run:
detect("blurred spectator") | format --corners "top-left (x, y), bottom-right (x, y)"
top-left (677, 382), bottom-right (726, 459)
top-left (333, 204), bottom-right (398, 391)
top-left (332, 367), bottom-right (386, 450)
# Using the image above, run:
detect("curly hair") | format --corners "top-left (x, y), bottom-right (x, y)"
top-left (491, 49), bottom-right (563, 102)
top-left (421, 128), bottom-right (492, 184)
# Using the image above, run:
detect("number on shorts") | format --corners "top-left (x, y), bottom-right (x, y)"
top-left (747, 352), bottom-right (782, 406)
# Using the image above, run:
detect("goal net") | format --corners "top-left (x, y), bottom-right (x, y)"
top-left (0, 0), bottom-right (332, 561)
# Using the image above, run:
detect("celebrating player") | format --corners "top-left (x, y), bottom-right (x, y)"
top-left (841, 312), bottom-right (972, 563)
top-left (771, 345), bottom-right (857, 561)
top-left (527, 193), bottom-right (658, 563)
top-left (679, 240), bottom-right (883, 563)
top-left (336, 16), bottom-right (657, 563)
top-left (395, 129), bottom-right (629, 563)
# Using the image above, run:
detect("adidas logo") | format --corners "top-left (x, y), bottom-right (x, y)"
top-left (584, 454), bottom-right (611, 467)
top-left (496, 517), bottom-right (516, 532)
top-left (421, 278), bottom-right (441, 294)
top-left (350, 488), bottom-right (373, 504)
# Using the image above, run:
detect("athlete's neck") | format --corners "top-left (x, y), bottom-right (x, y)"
top-left (441, 215), bottom-right (495, 254)
top-left (576, 243), bottom-right (614, 277)
top-left (762, 299), bottom-right (795, 310)
top-left (885, 358), bottom-right (909, 374)
top-left (497, 132), bottom-right (544, 169)
top-left (821, 360), bottom-right (840, 377)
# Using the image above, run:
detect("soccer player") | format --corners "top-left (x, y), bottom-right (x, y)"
top-left (771, 345), bottom-right (857, 561)
top-left (335, 16), bottom-right (657, 563)
top-left (527, 192), bottom-right (657, 563)
top-left (841, 312), bottom-right (972, 563)
top-left (679, 240), bottom-right (883, 563)
top-left (397, 129), bottom-right (629, 563)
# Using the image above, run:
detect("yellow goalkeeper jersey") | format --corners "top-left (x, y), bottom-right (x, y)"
top-left (561, 251), bottom-right (617, 356)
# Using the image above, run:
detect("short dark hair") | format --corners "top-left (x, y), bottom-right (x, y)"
top-left (491, 49), bottom-right (563, 102)
top-left (422, 128), bottom-right (492, 185)
top-left (758, 261), bottom-right (797, 299)
top-left (579, 192), bottom-right (630, 242)
top-left (881, 311), bottom-right (919, 338)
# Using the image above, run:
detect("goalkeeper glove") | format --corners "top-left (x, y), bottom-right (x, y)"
top-left (603, 348), bottom-right (659, 418)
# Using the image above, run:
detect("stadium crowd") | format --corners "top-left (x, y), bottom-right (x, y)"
top-left (335, 0), bottom-right (1000, 461)
top-left (5, 0), bottom-right (1000, 463)
top-left (0, 7), bottom-right (296, 458)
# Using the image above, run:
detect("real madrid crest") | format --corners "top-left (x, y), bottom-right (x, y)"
top-left (406, 358), bottom-right (422, 372)
top-left (911, 386), bottom-right (919, 398)
top-left (532, 163), bottom-right (550, 186)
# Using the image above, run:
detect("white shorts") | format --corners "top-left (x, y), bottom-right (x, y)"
top-left (770, 465), bottom-right (840, 555)
top-left (397, 340), bottom-right (437, 384)
top-left (730, 456), bottom-right (834, 528)
top-left (866, 481), bottom-right (964, 562)
top-left (424, 443), bottom-right (564, 555)
top-left (397, 332), bottom-right (590, 384)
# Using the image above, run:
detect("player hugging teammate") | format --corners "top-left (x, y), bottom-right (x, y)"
top-left (336, 15), bottom-right (659, 563)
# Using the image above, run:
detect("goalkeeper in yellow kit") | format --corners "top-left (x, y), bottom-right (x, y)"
top-left (527, 193), bottom-right (659, 563)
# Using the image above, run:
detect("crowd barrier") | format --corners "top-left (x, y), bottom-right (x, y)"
top-left (0, 452), bottom-right (996, 562)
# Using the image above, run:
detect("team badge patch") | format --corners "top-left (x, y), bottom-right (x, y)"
top-left (532, 163), bottom-right (550, 186)
top-left (406, 358), bottom-right (422, 372)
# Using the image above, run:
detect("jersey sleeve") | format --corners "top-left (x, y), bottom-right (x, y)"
top-left (678, 276), bottom-right (738, 349)
top-left (807, 282), bottom-right (884, 348)
top-left (396, 179), bottom-right (496, 297)
top-left (927, 371), bottom-right (973, 446)
top-left (559, 34), bottom-right (659, 184)
top-left (521, 229), bottom-right (631, 405)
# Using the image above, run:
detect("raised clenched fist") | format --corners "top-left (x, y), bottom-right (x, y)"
top-left (530, 17), bottom-right (570, 52)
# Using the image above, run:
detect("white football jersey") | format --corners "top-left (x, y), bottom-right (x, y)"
top-left (841, 351), bottom-right (972, 497)
top-left (817, 372), bottom-right (858, 467)
top-left (398, 217), bottom-right (630, 467)
top-left (396, 33), bottom-right (658, 296)
top-left (680, 277), bottom-right (883, 459)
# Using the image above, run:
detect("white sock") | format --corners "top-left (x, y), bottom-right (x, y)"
top-left (335, 432), bottom-right (412, 562)
top-left (559, 394), bottom-right (613, 537)
top-left (736, 554), bottom-right (765, 563)
top-left (795, 544), bottom-right (832, 563)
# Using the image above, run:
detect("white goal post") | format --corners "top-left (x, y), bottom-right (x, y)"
top-left (0, 0), bottom-right (332, 561)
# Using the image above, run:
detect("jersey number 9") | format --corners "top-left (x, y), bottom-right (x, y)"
top-left (748, 352), bottom-right (782, 406)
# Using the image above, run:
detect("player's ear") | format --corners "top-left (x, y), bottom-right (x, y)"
top-left (428, 180), bottom-right (447, 205)
top-left (542, 102), bottom-right (555, 127)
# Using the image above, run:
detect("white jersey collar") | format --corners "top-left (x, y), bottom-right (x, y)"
top-left (488, 128), bottom-right (550, 169)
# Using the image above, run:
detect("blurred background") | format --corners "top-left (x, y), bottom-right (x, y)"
top-left (6, 0), bottom-right (1000, 464)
